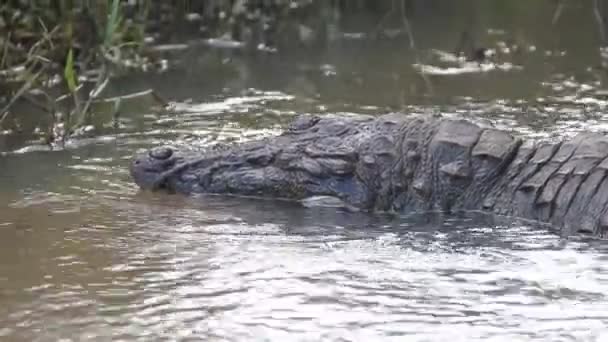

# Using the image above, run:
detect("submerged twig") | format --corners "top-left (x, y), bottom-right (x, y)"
top-left (0, 31), bottom-right (10, 70)
top-left (95, 88), bottom-right (159, 103)
top-left (399, 0), bottom-right (433, 96)
top-left (552, 0), bottom-right (564, 25)
top-left (399, 0), bottom-right (415, 49)
top-left (0, 65), bottom-right (48, 125)
top-left (593, 0), bottom-right (606, 44)
top-left (80, 64), bottom-right (110, 125)
top-left (371, 1), bottom-right (397, 37)
top-left (26, 24), bottom-right (60, 60)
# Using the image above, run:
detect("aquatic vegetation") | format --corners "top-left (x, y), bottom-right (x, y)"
top-left (0, 0), bottom-right (155, 146)
top-left (1, 0), bottom-right (608, 149)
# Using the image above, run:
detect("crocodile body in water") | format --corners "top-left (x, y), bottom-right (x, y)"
top-left (131, 113), bottom-right (608, 237)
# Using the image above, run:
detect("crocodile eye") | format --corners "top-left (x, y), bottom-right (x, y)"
top-left (149, 147), bottom-right (173, 160)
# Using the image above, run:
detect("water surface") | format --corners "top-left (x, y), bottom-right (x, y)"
top-left (2, 2), bottom-right (608, 341)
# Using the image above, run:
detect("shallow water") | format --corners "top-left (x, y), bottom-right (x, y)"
top-left (3, 2), bottom-right (608, 341)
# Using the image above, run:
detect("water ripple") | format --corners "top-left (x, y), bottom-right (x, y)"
top-left (2, 187), bottom-right (608, 341)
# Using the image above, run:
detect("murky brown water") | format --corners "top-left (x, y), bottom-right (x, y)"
top-left (3, 2), bottom-right (608, 341)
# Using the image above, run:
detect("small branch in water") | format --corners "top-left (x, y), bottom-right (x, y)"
top-left (0, 65), bottom-right (48, 126)
top-left (80, 64), bottom-right (110, 126)
top-left (399, 0), bottom-right (415, 49)
top-left (67, 83), bottom-right (84, 132)
top-left (371, 1), bottom-right (397, 37)
top-left (0, 31), bottom-right (11, 70)
top-left (593, 0), bottom-right (606, 44)
top-left (95, 88), bottom-right (160, 103)
top-left (150, 90), bottom-right (168, 108)
top-left (552, 0), bottom-right (564, 25)
top-left (399, 0), bottom-right (434, 96)
top-left (27, 21), bottom-right (59, 59)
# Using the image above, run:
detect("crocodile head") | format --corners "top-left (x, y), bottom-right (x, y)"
top-left (130, 115), bottom-right (382, 206)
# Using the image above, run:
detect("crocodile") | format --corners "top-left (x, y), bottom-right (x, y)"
top-left (130, 113), bottom-right (608, 237)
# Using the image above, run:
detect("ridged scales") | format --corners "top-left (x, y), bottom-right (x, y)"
top-left (131, 113), bottom-right (608, 237)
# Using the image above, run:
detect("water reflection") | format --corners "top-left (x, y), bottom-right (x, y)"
top-left (4, 1), bottom-right (608, 153)
top-left (3, 193), bottom-right (608, 341)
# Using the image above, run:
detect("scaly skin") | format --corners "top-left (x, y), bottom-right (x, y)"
top-left (131, 113), bottom-right (608, 237)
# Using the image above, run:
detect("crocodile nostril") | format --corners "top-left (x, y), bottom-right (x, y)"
top-left (149, 147), bottom-right (173, 160)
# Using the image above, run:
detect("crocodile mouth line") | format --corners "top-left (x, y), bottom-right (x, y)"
top-left (144, 155), bottom-right (217, 191)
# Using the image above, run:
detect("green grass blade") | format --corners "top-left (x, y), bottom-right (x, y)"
top-left (104, 0), bottom-right (121, 47)
top-left (64, 48), bottom-right (77, 93)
